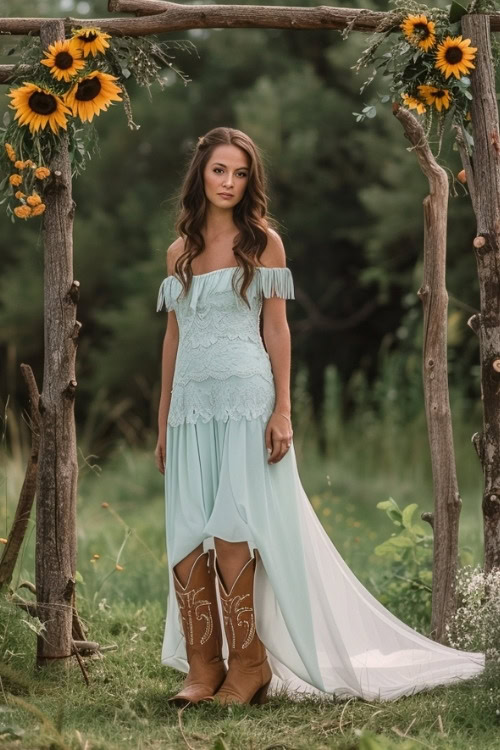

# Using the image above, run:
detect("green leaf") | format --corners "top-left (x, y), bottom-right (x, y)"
top-left (449, 0), bottom-right (468, 23)
top-left (75, 570), bottom-right (84, 584)
top-left (402, 503), bottom-right (417, 529)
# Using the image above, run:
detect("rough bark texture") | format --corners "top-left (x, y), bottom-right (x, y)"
top-left (461, 14), bottom-right (500, 573)
top-left (0, 365), bottom-right (40, 590)
top-left (35, 20), bottom-right (80, 670)
top-left (393, 103), bottom-right (462, 644)
top-left (0, 5), bottom-right (499, 38)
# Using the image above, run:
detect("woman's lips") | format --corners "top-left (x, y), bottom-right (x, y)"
top-left (218, 193), bottom-right (234, 198)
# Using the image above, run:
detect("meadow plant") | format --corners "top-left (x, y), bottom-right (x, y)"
top-left (446, 564), bottom-right (500, 658)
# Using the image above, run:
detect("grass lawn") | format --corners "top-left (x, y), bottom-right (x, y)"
top-left (1, 391), bottom-right (498, 748)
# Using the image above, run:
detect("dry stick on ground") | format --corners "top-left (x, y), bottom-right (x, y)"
top-left (0, 365), bottom-right (40, 591)
top-left (393, 102), bottom-right (461, 644)
top-left (462, 13), bottom-right (500, 573)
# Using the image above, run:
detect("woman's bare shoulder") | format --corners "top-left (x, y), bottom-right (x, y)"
top-left (166, 237), bottom-right (185, 275)
top-left (257, 228), bottom-right (287, 269)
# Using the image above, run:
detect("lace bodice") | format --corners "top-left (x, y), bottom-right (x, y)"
top-left (156, 266), bottom-right (295, 426)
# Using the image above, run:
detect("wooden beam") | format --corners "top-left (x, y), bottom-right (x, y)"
top-left (0, 4), bottom-right (499, 37)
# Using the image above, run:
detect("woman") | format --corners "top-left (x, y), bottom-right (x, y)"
top-left (155, 126), bottom-right (484, 706)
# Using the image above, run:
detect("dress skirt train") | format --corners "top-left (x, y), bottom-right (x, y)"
top-left (161, 414), bottom-right (485, 703)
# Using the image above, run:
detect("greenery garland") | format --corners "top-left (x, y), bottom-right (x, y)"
top-left (0, 27), bottom-right (195, 222)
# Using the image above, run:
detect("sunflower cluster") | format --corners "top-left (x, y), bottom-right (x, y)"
top-left (1, 27), bottom-right (123, 221)
top-left (399, 14), bottom-right (476, 115)
top-left (350, 0), bottom-right (493, 153)
top-left (7, 28), bottom-right (122, 136)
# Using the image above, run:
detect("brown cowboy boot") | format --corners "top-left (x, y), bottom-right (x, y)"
top-left (168, 549), bottom-right (227, 705)
top-left (213, 553), bottom-right (273, 705)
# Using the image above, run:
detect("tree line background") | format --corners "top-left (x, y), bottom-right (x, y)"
top-left (0, 0), bottom-right (480, 460)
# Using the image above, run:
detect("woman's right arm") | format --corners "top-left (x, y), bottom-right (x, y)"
top-left (155, 244), bottom-right (180, 474)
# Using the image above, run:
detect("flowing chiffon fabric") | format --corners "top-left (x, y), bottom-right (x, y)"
top-left (157, 266), bottom-right (485, 702)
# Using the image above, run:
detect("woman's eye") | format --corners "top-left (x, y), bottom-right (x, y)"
top-left (212, 168), bottom-right (247, 177)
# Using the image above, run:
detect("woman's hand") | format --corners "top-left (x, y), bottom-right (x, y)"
top-left (155, 432), bottom-right (166, 474)
top-left (265, 411), bottom-right (293, 464)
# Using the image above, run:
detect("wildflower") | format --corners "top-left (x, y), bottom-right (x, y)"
top-left (101, 502), bottom-right (109, 508)
top-left (4, 143), bottom-right (16, 162)
top-left (31, 203), bottom-right (46, 216)
top-left (9, 174), bottom-right (22, 186)
top-left (35, 166), bottom-right (51, 179)
top-left (14, 159), bottom-right (26, 169)
top-left (115, 563), bottom-right (124, 571)
top-left (0, 537), bottom-right (7, 544)
top-left (93, 553), bottom-right (100, 559)
top-left (14, 190), bottom-right (26, 199)
top-left (26, 192), bottom-right (42, 207)
top-left (14, 205), bottom-right (32, 219)
top-left (401, 14), bottom-right (436, 52)
top-left (435, 36), bottom-right (477, 80)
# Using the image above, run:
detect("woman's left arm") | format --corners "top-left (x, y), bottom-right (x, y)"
top-left (261, 231), bottom-right (294, 464)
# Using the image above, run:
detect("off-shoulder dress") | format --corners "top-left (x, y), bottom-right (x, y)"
top-left (156, 265), bottom-right (485, 702)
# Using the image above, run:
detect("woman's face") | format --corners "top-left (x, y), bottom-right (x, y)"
top-left (203, 144), bottom-right (250, 209)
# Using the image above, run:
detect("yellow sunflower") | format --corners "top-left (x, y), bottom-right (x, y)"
top-left (417, 84), bottom-right (452, 112)
top-left (70, 26), bottom-right (112, 58)
top-left (40, 38), bottom-right (86, 82)
top-left (63, 70), bottom-right (122, 123)
top-left (401, 92), bottom-right (427, 114)
top-left (7, 82), bottom-right (72, 135)
top-left (435, 35), bottom-right (477, 79)
top-left (401, 14), bottom-right (436, 52)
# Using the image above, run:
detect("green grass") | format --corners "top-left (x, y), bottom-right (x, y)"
top-left (1, 598), bottom-right (499, 750)
top-left (1, 363), bottom-right (496, 749)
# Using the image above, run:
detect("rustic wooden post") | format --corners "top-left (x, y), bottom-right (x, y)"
top-left (461, 13), bottom-right (500, 573)
top-left (34, 19), bottom-right (80, 669)
top-left (392, 103), bottom-right (462, 642)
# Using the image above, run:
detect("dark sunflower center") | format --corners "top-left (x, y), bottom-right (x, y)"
top-left (55, 51), bottom-right (75, 69)
top-left (445, 46), bottom-right (463, 64)
top-left (414, 22), bottom-right (430, 39)
top-left (29, 91), bottom-right (58, 115)
top-left (434, 90), bottom-right (446, 99)
top-left (79, 32), bottom-right (98, 42)
top-left (75, 77), bottom-right (102, 102)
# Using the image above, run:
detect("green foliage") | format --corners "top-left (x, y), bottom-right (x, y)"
top-left (371, 496), bottom-right (434, 631)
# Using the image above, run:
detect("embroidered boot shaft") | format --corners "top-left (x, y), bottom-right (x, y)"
top-left (168, 549), bottom-right (227, 705)
top-left (213, 554), bottom-right (273, 705)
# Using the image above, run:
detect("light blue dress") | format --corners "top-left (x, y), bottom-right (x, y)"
top-left (156, 265), bottom-right (485, 702)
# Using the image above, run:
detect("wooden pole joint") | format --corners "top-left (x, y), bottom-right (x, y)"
top-left (63, 379), bottom-right (78, 399)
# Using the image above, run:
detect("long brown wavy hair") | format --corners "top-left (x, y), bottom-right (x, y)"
top-left (173, 127), bottom-right (278, 307)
